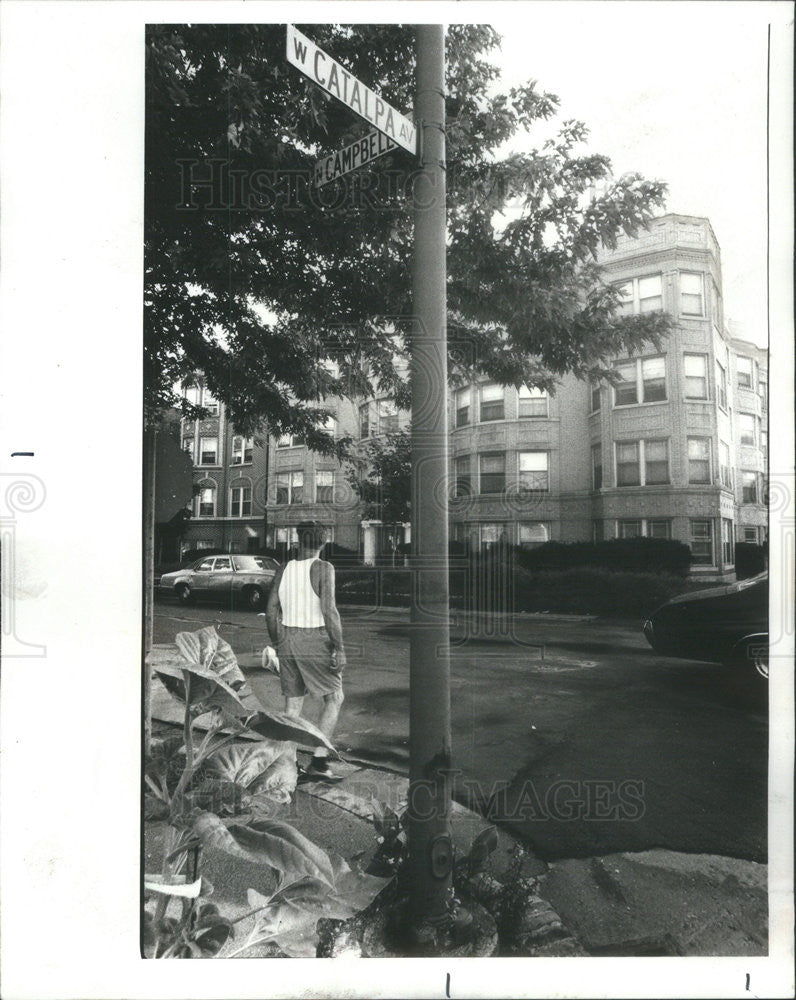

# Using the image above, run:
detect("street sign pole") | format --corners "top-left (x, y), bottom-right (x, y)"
top-left (407, 24), bottom-right (453, 930)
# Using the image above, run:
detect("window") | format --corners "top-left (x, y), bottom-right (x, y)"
top-left (680, 272), bottom-right (704, 315)
top-left (275, 471), bottom-right (303, 505)
top-left (710, 280), bottom-right (721, 326)
top-left (479, 452), bottom-right (505, 494)
top-left (197, 486), bottom-right (216, 517)
top-left (182, 435), bottom-right (195, 460)
top-left (195, 557), bottom-right (215, 572)
top-left (199, 436), bottom-right (218, 465)
top-left (616, 274), bottom-right (663, 315)
top-left (689, 520), bottom-right (714, 565)
top-left (231, 436), bottom-right (253, 464)
top-left (616, 439), bottom-right (669, 486)
top-left (455, 387), bottom-right (471, 427)
top-left (617, 519), bottom-right (671, 540)
top-left (592, 520), bottom-right (604, 543)
top-left (202, 388), bottom-right (219, 415)
top-left (518, 385), bottom-right (548, 418)
top-left (590, 384), bottom-right (601, 413)
top-left (377, 400), bottom-right (399, 435)
top-left (644, 439), bottom-right (669, 484)
top-left (719, 441), bottom-right (732, 488)
top-left (741, 472), bottom-right (758, 504)
top-left (684, 354), bottom-right (708, 399)
top-left (479, 384), bottom-right (504, 422)
top-left (184, 383), bottom-right (200, 407)
top-left (518, 523), bottom-right (549, 549)
top-left (229, 486), bottom-right (251, 517)
top-left (478, 523), bottom-right (509, 551)
top-left (739, 413), bottom-right (756, 447)
top-left (743, 527), bottom-right (760, 544)
top-left (616, 441), bottom-right (640, 486)
top-left (687, 438), bottom-right (711, 484)
top-left (758, 379), bottom-right (767, 411)
top-left (277, 433), bottom-right (303, 449)
top-left (518, 451), bottom-right (549, 491)
top-left (716, 361), bottom-right (728, 409)
top-left (454, 455), bottom-right (472, 497)
top-left (722, 518), bottom-right (734, 564)
top-left (316, 471), bottom-right (334, 503)
top-left (591, 444), bottom-right (603, 490)
top-left (761, 430), bottom-right (768, 462)
top-left (359, 403), bottom-right (372, 439)
top-left (276, 526), bottom-right (299, 548)
top-left (736, 356), bottom-right (753, 388)
top-left (613, 356), bottom-right (666, 405)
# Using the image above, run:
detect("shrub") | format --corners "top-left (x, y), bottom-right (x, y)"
top-left (512, 568), bottom-right (689, 618)
top-left (735, 543), bottom-right (767, 580)
top-left (513, 538), bottom-right (692, 576)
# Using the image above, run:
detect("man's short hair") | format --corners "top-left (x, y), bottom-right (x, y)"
top-left (296, 521), bottom-right (328, 549)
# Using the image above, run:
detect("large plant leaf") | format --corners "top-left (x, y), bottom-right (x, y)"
top-left (154, 660), bottom-right (250, 717)
top-left (175, 627), bottom-right (246, 690)
top-left (249, 749), bottom-right (298, 803)
top-left (248, 709), bottom-right (338, 756)
top-left (208, 741), bottom-right (286, 787)
top-left (143, 875), bottom-right (212, 898)
top-left (192, 811), bottom-right (336, 885)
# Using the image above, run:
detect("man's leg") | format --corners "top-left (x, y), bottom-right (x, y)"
top-left (284, 695), bottom-right (305, 718)
top-left (316, 688), bottom-right (344, 742)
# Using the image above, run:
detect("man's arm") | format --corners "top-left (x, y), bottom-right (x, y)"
top-left (317, 561), bottom-right (345, 663)
top-left (265, 565), bottom-right (284, 646)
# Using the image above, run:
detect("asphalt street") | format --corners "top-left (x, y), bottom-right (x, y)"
top-left (153, 597), bottom-right (768, 864)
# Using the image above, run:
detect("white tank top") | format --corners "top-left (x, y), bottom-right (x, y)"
top-left (278, 557), bottom-right (326, 628)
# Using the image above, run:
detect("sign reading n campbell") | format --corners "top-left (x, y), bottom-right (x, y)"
top-left (314, 129), bottom-right (397, 187)
top-left (286, 24), bottom-right (417, 156)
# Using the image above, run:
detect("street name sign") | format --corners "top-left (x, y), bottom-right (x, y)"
top-left (286, 24), bottom-right (417, 156)
top-left (314, 129), bottom-right (397, 186)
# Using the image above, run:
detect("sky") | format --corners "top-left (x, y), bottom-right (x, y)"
top-left (483, 1), bottom-right (778, 345)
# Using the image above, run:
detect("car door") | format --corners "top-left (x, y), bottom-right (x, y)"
top-left (191, 557), bottom-right (216, 598)
top-left (206, 556), bottom-right (234, 600)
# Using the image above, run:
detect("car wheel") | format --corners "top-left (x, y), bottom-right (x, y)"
top-left (175, 583), bottom-right (193, 606)
top-left (731, 637), bottom-right (768, 682)
top-left (243, 586), bottom-right (265, 611)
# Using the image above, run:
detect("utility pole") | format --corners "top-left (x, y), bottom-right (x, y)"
top-left (407, 24), bottom-right (453, 930)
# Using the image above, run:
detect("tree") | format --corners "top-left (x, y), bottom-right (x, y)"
top-left (145, 23), bottom-right (672, 445)
top-left (347, 429), bottom-right (411, 565)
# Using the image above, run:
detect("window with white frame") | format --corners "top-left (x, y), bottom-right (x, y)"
top-left (197, 485), bottom-right (216, 517)
top-left (184, 383), bottom-right (201, 407)
top-left (377, 399), bottom-right (399, 435)
top-left (680, 272), bottom-right (704, 315)
top-left (182, 435), bottom-right (195, 461)
top-left (455, 387), bottom-right (471, 427)
top-left (479, 452), bottom-right (505, 494)
top-left (591, 444), bottom-right (603, 490)
top-left (518, 523), bottom-right (549, 548)
top-left (479, 384), bottom-right (504, 422)
top-left (275, 471), bottom-right (303, 505)
top-left (316, 412), bottom-right (337, 435)
top-left (742, 527), bottom-right (760, 544)
top-left (689, 520), bottom-right (714, 565)
top-left (199, 436), bottom-right (218, 465)
top-left (616, 274), bottom-right (663, 315)
top-left (590, 383), bottom-right (602, 413)
top-left (684, 354), bottom-right (708, 399)
top-left (736, 356), bottom-right (753, 388)
top-left (613, 356), bottom-right (666, 405)
top-left (202, 388), bottom-right (219, 415)
top-left (687, 438), bottom-right (711, 484)
top-left (716, 361), bottom-right (728, 409)
top-left (518, 384), bottom-right (548, 418)
top-left (315, 470), bottom-right (334, 503)
top-left (229, 485), bottom-right (252, 517)
top-left (518, 451), bottom-right (549, 491)
top-left (478, 523), bottom-right (509, 550)
top-left (618, 519), bottom-right (672, 540)
top-left (739, 413), bottom-right (756, 447)
top-left (741, 471), bottom-right (758, 504)
top-left (616, 439), bottom-right (669, 486)
top-left (277, 433), bottom-right (304, 448)
top-left (758, 379), bottom-right (767, 411)
top-left (722, 518), bottom-right (734, 564)
top-left (231, 436), bottom-right (253, 464)
top-left (719, 441), bottom-right (732, 488)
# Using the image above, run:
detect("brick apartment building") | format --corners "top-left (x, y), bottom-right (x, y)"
top-left (177, 214), bottom-right (767, 580)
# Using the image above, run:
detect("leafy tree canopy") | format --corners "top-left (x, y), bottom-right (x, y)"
top-left (146, 23), bottom-right (671, 453)
top-left (346, 429), bottom-right (412, 526)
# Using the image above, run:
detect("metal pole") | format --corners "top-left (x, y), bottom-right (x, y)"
top-left (407, 23), bottom-right (452, 928)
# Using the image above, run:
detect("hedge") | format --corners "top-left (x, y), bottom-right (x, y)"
top-left (512, 538), bottom-right (692, 576)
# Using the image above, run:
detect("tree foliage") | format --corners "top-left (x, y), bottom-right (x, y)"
top-left (346, 429), bottom-right (412, 525)
top-left (145, 23), bottom-right (671, 450)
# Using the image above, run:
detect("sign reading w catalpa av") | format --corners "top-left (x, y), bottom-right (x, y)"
top-left (286, 24), bottom-right (417, 156)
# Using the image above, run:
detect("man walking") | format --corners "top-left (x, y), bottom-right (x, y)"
top-left (265, 521), bottom-right (346, 781)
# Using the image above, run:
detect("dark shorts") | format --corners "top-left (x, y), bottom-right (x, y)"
top-left (278, 626), bottom-right (342, 698)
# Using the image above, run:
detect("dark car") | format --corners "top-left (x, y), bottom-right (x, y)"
top-left (643, 572), bottom-right (768, 679)
top-left (159, 554), bottom-right (280, 610)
